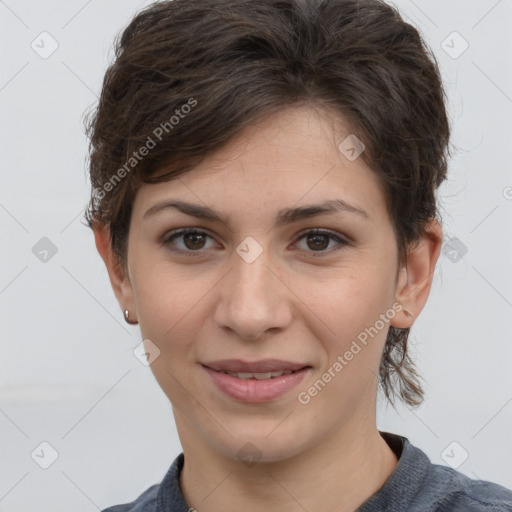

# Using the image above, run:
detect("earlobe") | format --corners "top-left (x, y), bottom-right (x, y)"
top-left (92, 222), bottom-right (137, 322)
top-left (390, 218), bottom-right (443, 329)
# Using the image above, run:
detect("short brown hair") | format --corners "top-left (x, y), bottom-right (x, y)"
top-left (84, 0), bottom-right (452, 408)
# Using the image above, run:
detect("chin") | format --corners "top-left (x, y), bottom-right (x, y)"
top-left (203, 417), bottom-right (316, 465)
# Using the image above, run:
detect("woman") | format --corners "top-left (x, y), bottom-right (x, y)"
top-left (86, 0), bottom-right (512, 510)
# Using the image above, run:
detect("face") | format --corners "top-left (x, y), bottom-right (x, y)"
top-left (119, 105), bottom-right (407, 462)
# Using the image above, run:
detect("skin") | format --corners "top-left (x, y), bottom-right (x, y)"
top-left (94, 105), bottom-right (443, 512)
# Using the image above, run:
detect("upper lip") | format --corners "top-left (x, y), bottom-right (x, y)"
top-left (202, 359), bottom-right (310, 373)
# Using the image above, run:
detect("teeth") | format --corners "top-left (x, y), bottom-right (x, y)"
top-left (231, 372), bottom-right (254, 379)
top-left (224, 370), bottom-right (295, 379)
top-left (254, 372), bottom-right (272, 380)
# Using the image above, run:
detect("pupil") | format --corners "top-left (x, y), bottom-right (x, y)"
top-left (308, 234), bottom-right (328, 250)
top-left (184, 232), bottom-right (205, 250)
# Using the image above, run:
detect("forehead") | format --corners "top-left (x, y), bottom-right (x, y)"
top-left (132, 105), bottom-right (387, 224)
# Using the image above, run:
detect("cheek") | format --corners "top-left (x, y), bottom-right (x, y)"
top-left (304, 260), bottom-right (396, 362)
top-left (302, 275), bottom-right (395, 410)
top-left (132, 267), bottom-right (205, 403)
top-left (131, 261), bottom-right (189, 339)
top-left (132, 261), bottom-right (227, 365)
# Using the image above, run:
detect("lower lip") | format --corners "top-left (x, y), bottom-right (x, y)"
top-left (203, 366), bottom-right (310, 403)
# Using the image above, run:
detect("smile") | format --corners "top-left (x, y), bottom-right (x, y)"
top-left (218, 370), bottom-right (296, 379)
top-left (201, 360), bottom-right (311, 403)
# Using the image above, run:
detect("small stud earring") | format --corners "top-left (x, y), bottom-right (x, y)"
top-left (124, 309), bottom-right (138, 325)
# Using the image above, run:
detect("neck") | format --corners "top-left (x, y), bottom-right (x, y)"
top-left (177, 419), bottom-right (398, 512)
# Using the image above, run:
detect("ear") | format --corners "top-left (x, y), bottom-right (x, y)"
top-left (390, 218), bottom-right (443, 329)
top-left (93, 222), bottom-right (137, 322)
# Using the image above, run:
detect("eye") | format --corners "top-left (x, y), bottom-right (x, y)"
top-left (162, 228), bottom-right (217, 255)
top-left (294, 229), bottom-right (350, 256)
top-left (162, 227), bottom-right (350, 258)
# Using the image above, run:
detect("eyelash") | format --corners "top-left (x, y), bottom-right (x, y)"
top-left (161, 228), bottom-right (351, 258)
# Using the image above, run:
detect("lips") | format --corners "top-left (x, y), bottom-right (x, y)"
top-left (201, 359), bottom-right (311, 402)
top-left (202, 359), bottom-right (309, 373)
top-left (218, 370), bottom-right (296, 380)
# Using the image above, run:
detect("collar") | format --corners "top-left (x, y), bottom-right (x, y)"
top-left (155, 431), bottom-right (430, 511)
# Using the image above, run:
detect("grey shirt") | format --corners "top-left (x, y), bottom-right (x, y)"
top-left (102, 431), bottom-right (512, 511)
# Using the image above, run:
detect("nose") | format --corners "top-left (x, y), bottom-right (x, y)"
top-left (213, 245), bottom-right (293, 342)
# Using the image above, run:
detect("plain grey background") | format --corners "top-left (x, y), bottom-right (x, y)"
top-left (0, 0), bottom-right (511, 510)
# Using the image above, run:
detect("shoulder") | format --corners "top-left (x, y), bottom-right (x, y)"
top-left (423, 462), bottom-right (512, 511)
top-left (101, 483), bottom-right (159, 512)
top-left (100, 452), bottom-right (186, 512)
top-left (366, 432), bottom-right (512, 512)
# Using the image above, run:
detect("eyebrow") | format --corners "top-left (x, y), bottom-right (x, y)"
top-left (143, 198), bottom-right (369, 228)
